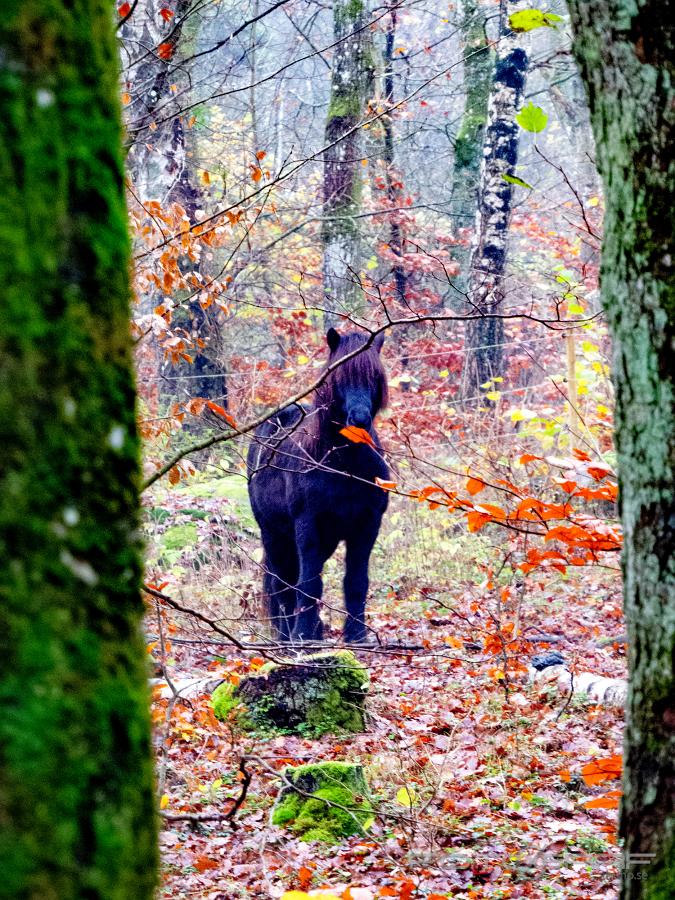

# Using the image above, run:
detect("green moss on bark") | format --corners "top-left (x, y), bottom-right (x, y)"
top-left (271, 762), bottom-right (372, 843)
top-left (568, 2), bottom-right (675, 896)
top-left (0, 3), bottom-right (157, 898)
top-left (212, 650), bottom-right (369, 737)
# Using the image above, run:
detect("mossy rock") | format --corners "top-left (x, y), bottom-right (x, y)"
top-left (211, 650), bottom-right (368, 737)
top-left (271, 762), bottom-right (373, 843)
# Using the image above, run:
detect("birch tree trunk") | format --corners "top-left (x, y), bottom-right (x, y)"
top-left (450, 0), bottom-right (493, 301)
top-left (322, 0), bottom-right (374, 321)
top-left (123, 0), bottom-right (199, 210)
top-left (464, 0), bottom-right (528, 392)
top-left (569, 3), bottom-right (675, 896)
top-left (0, 1), bottom-right (157, 897)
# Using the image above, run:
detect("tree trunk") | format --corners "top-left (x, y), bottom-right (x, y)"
top-left (123, 0), bottom-right (196, 207)
top-left (464, 0), bottom-right (528, 393)
top-left (450, 0), bottom-right (493, 301)
top-left (322, 0), bottom-right (374, 322)
top-left (0, 4), bottom-right (157, 897)
top-left (568, 2), bottom-right (675, 896)
top-left (382, 2), bottom-right (407, 306)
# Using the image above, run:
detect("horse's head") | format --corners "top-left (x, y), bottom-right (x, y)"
top-left (319, 328), bottom-right (388, 432)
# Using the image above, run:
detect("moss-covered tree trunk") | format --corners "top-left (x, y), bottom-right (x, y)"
top-left (464, 0), bottom-right (528, 393)
top-left (0, 3), bottom-right (157, 897)
top-left (322, 0), bottom-right (373, 321)
top-left (568, 2), bottom-right (675, 896)
top-left (450, 0), bottom-right (493, 301)
top-left (381, 2), bottom-right (406, 305)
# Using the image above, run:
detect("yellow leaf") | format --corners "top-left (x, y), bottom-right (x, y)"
top-left (396, 786), bottom-right (416, 808)
top-left (588, 196), bottom-right (600, 207)
top-left (492, 376), bottom-right (504, 383)
top-left (438, 369), bottom-right (449, 378)
top-left (510, 409), bottom-right (525, 422)
top-left (281, 893), bottom-right (311, 900)
top-left (480, 380), bottom-right (493, 389)
top-left (297, 354), bottom-right (309, 365)
top-left (486, 391), bottom-right (501, 401)
top-left (159, 794), bottom-right (169, 809)
top-left (121, 92), bottom-right (131, 105)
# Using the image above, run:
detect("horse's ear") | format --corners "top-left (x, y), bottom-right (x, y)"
top-left (326, 328), bottom-right (341, 352)
top-left (374, 331), bottom-right (385, 352)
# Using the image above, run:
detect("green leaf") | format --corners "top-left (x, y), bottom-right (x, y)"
top-left (502, 173), bottom-right (533, 189)
top-left (516, 102), bottom-right (548, 133)
top-left (509, 9), bottom-right (563, 32)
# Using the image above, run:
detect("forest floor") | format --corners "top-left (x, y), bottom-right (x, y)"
top-left (146, 474), bottom-right (626, 900)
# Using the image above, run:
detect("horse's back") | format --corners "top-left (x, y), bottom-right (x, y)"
top-left (247, 404), bottom-right (308, 535)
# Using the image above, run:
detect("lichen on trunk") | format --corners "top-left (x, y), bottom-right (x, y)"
top-left (322, 0), bottom-right (373, 321)
top-left (450, 0), bottom-right (493, 301)
top-left (568, 1), bottom-right (675, 896)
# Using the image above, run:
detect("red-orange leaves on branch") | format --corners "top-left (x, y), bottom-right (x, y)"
top-left (513, 497), bottom-right (573, 521)
top-left (160, 7), bottom-right (174, 21)
top-left (340, 426), bottom-right (376, 449)
top-left (206, 400), bottom-right (237, 428)
top-left (157, 42), bottom-right (174, 60)
top-left (375, 477), bottom-right (398, 491)
top-left (118, 2), bottom-right (131, 16)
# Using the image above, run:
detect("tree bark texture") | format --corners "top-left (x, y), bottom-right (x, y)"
top-left (0, 3), bottom-right (157, 897)
top-left (464, 0), bottom-right (528, 393)
top-left (322, 0), bottom-right (374, 321)
top-left (381, 3), bottom-right (407, 305)
top-left (568, 2), bottom-right (675, 897)
top-left (123, 0), bottom-right (199, 209)
top-left (450, 0), bottom-right (493, 300)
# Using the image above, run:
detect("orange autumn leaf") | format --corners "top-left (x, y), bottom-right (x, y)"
top-left (168, 466), bottom-right (181, 485)
top-left (474, 503), bottom-right (506, 519)
top-left (121, 91), bottom-right (131, 105)
top-left (466, 510), bottom-right (491, 532)
top-left (193, 855), bottom-right (219, 872)
top-left (572, 447), bottom-right (592, 462)
top-left (206, 400), bottom-right (237, 427)
top-left (340, 426), bottom-right (375, 448)
top-left (160, 7), bottom-right (174, 21)
top-left (519, 453), bottom-right (542, 464)
top-left (466, 476), bottom-right (486, 495)
top-left (118, 1), bottom-right (131, 16)
top-left (256, 150), bottom-right (267, 160)
top-left (375, 477), bottom-right (397, 491)
top-left (581, 754), bottom-right (623, 786)
top-left (583, 790), bottom-right (622, 809)
top-left (157, 42), bottom-right (174, 60)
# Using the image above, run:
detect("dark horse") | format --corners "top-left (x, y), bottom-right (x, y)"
top-left (247, 328), bottom-right (390, 643)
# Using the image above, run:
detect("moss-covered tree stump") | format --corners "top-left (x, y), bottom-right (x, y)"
top-left (271, 762), bottom-right (373, 843)
top-left (212, 650), bottom-right (368, 736)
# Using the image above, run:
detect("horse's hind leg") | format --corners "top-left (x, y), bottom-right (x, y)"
top-left (262, 542), bottom-right (298, 642)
